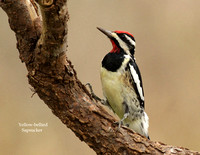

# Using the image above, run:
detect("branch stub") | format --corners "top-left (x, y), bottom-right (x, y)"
top-left (38, 0), bottom-right (53, 7)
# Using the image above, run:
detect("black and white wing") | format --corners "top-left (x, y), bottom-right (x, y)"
top-left (128, 60), bottom-right (145, 108)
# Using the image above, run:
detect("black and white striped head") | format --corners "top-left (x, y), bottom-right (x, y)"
top-left (97, 27), bottom-right (136, 56)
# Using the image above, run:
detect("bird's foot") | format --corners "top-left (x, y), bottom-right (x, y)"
top-left (85, 83), bottom-right (106, 105)
top-left (114, 120), bottom-right (123, 130)
top-left (114, 113), bottom-right (129, 130)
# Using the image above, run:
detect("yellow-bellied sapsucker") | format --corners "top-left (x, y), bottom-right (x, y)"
top-left (97, 27), bottom-right (149, 139)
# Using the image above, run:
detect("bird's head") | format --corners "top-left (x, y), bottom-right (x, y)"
top-left (97, 27), bottom-right (136, 56)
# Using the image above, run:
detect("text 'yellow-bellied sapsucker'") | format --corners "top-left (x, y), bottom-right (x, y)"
top-left (97, 27), bottom-right (149, 139)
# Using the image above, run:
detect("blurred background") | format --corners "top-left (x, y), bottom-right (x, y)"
top-left (0, 0), bottom-right (200, 154)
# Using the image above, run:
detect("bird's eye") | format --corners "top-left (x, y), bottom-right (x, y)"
top-left (121, 34), bottom-right (126, 38)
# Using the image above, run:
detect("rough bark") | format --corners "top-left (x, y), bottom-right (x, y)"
top-left (0, 0), bottom-right (199, 154)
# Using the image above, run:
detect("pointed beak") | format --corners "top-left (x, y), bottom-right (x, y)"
top-left (97, 27), bottom-right (113, 38)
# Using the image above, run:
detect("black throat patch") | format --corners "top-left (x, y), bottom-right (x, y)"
top-left (102, 52), bottom-right (125, 72)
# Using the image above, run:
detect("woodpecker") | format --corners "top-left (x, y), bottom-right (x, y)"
top-left (97, 27), bottom-right (149, 139)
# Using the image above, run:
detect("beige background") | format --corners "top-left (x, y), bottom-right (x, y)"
top-left (0, 0), bottom-right (200, 154)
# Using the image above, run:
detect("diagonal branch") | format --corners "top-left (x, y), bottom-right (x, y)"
top-left (0, 0), bottom-right (200, 154)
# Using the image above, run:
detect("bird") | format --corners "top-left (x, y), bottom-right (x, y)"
top-left (97, 27), bottom-right (149, 139)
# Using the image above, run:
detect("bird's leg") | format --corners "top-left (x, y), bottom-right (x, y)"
top-left (115, 112), bottom-right (129, 130)
top-left (85, 83), bottom-right (107, 105)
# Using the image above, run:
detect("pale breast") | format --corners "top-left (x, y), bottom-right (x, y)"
top-left (100, 65), bottom-right (141, 120)
top-left (100, 67), bottom-right (124, 118)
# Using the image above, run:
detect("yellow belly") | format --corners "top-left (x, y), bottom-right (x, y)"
top-left (100, 67), bottom-right (125, 118)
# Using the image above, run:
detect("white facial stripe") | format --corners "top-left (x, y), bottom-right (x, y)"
top-left (122, 54), bottom-right (131, 66)
top-left (112, 33), bottom-right (131, 55)
top-left (117, 54), bottom-right (131, 72)
top-left (125, 35), bottom-right (136, 47)
top-left (129, 64), bottom-right (144, 101)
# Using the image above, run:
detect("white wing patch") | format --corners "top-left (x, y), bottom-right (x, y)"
top-left (129, 64), bottom-right (144, 101)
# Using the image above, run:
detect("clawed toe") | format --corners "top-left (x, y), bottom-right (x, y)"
top-left (114, 121), bottom-right (123, 130)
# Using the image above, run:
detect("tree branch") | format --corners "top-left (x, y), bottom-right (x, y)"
top-left (35, 0), bottom-right (68, 56)
top-left (0, 0), bottom-right (199, 154)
